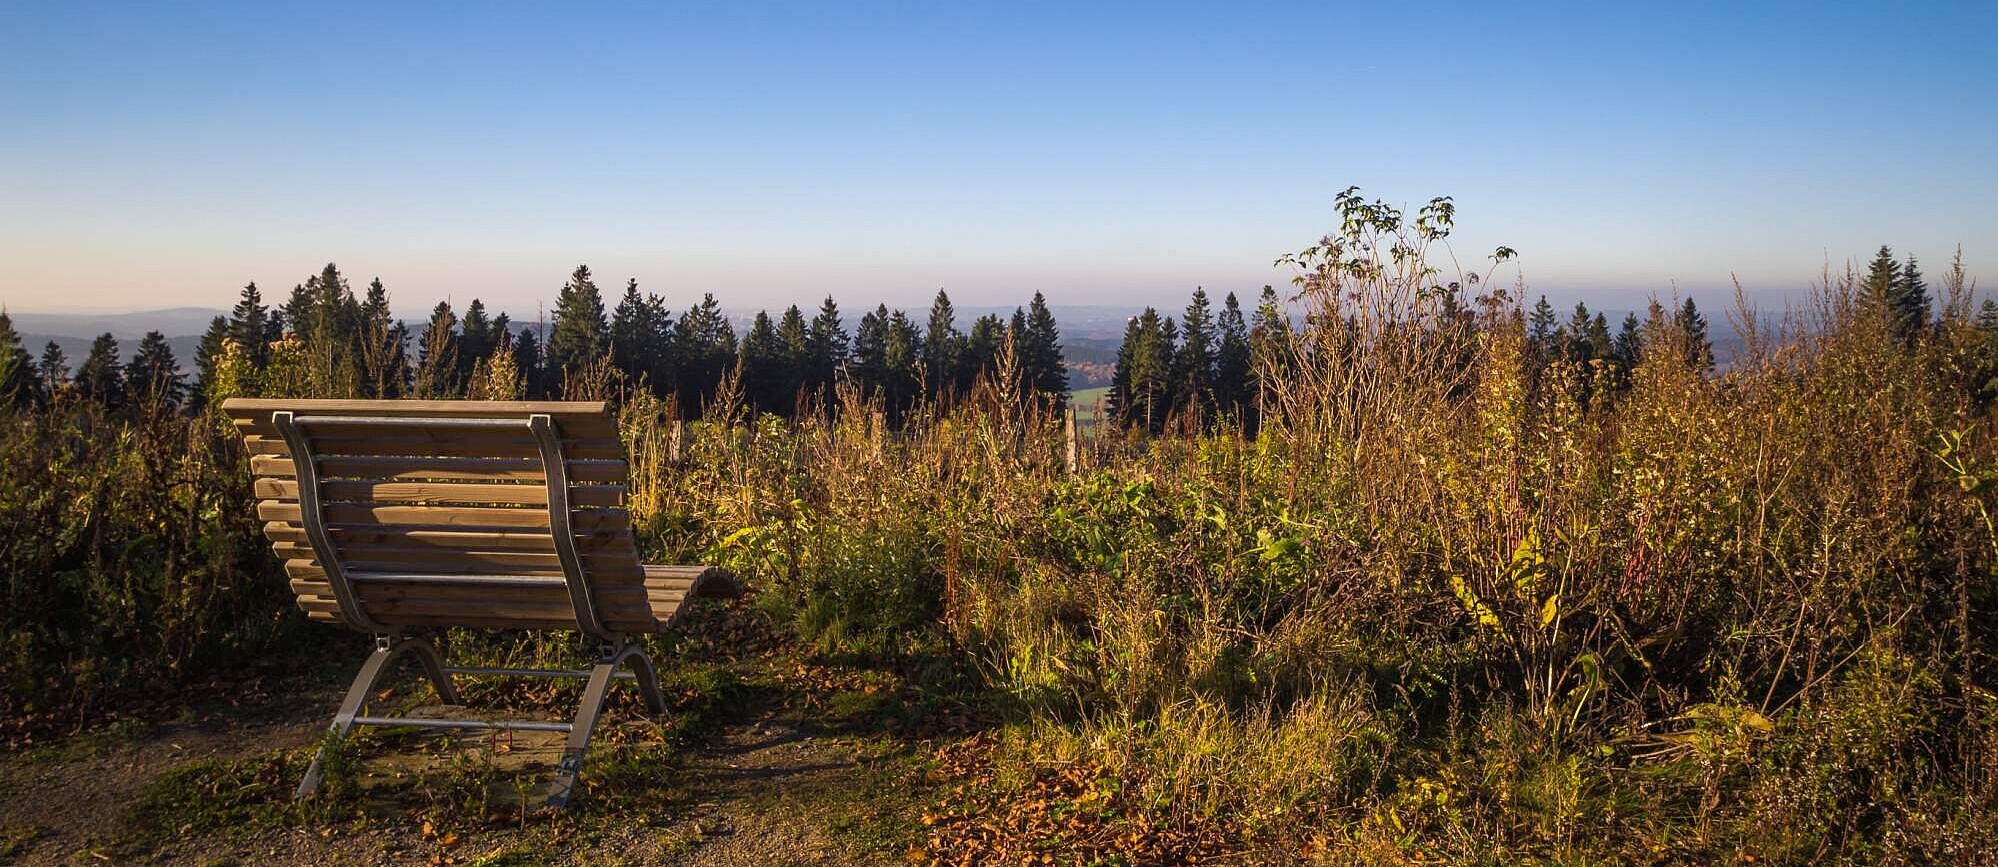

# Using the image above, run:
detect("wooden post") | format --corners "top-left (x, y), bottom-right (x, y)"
top-left (1064, 405), bottom-right (1079, 475)
top-left (669, 419), bottom-right (684, 463)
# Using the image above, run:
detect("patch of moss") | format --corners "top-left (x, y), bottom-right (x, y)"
top-left (120, 750), bottom-right (311, 848)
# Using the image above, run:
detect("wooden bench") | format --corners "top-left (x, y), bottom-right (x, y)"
top-left (222, 398), bottom-right (737, 809)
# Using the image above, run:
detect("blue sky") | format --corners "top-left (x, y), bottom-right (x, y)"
top-left (2, 1), bottom-right (1993, 316)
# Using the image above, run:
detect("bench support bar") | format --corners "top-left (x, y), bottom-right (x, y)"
top-left (294, 633), bottom-right (665, 809)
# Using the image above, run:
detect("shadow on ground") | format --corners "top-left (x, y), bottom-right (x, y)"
top-left (0, 605), bottom-right (954, 866)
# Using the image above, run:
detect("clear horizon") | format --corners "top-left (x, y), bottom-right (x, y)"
top-left (4, 2), bottom-right (1994, 315)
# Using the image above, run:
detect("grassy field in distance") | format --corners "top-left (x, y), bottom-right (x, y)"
top-left (1069, 385), bottom-right (1110, 426)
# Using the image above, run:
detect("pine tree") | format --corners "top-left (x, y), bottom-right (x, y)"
top-left (922, 289), bottom-right (961, 400)
top-left (1861, 245), bottom-right (1900, 329)
top-left (1112, 308), bottom-right (1177, 433)
top-left (1529, 295), bottom-right (1558, 361)
top-left (383, 321), bottom-right (413, 398)
top-left (513, 327), bottom-right (545, 399)
top-left (75, 333), bottom-right (123, 409)
top-left (301, 263), bottom-right (361, 394)
top-left (192, 315), bottom-right (231, 410)
top-left (1250, 285), bottom-right (1290, 362)
top-left (671, 293), bottom-right (735, 417)
top-left (124, 331), bottom-right (184, 407)
top-left (1673, 298), bottom-right (1715, 373)
top-left (355, 278), bottom-right (401, 397)
top-left (228, 282), bottom-right (273, 369)
top-left (37, 341), bottom-right (68, 399)
top-left (883, 310), bottom-right (922, 426)
top-left (358, 277), bottom-right (391, 325)
top-left (1106, 315), bottom-right (1140, 425)
top-left (778, 305), bottom-right (809, 410)
top-left (1249, 286), bottom-right (1290, 421)
top-left (642, 293), bottom-right (673, 397)
top-left (1214, 292), bottom-right (1252, 427)
top-left (1139, 310), bottom-right (1179, 434)
top-left (961, 314), bottom-right (1006, 392)
top-left (805, 296), bottom-right (848, 408)
top-left (610, 279), bottom-right (658, 390)
top-left (740, 311), bottom-right (790, 414)
top-left (1891, 253), bottom-right (1931, 345)
top-left (1023, 292), bottom-right (1067, 403)
top-left (1612, 313), bottom-right (1644, 369)
top-left (279, 282), bottom-right (314, 340)
top-left (852, 305), bottom-right (890, 397)
top-left (1586, 313), bottom-right (1613, 365)
top-left (1564, 302), bottom-right (1596, 363)
top-left (548, 265), bottom-right (609, 392)
top-left (1174, 288), bottom-right (1216, 425)
top-left (414, 301), bottom-right (460, 398)
top-left (459, 298), bottom-right (493, 384)
top-left (0, 310), bottom-right (36, 407)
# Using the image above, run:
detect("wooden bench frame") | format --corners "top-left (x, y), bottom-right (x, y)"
top-left (225, 399), bottom-right (732, 809)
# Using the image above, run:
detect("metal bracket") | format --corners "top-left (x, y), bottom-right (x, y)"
top-left (528, 413), bottom-right (609, 638)
top-left (271, 410), bottom-right (385, 633)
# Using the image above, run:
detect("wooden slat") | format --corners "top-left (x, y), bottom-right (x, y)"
top-left (223, 397), bottom-right (610, 416)
top-left (263, 522), bottom-right (556, 551)
top-left (257, 501), bottom-right (630, 531)
top-left (240, 435), bottom-right (623, 460)
top-left (251, 455), bottom-right (628, 483)
top-left (254, 478), bottom-right (625, 508)
top-left (303, 609), bottom-right (605, 630)
top-left (272, 541), bottom-right (641, 572)
top-left (234, 415), bottom-right (544, 440)
top-left (291, 581), bottom-right (653, 622)
top-left (289, 578), bottom-right (646, 607)
top-left (295, 597), bottom-right (656, 631)
top-left (221, 398), bottom-right (617, 440)
top-left (645, 564), bottom-right (740, 598)
top-left (301, 608), bottom-right (651, 631)
top-left (646, 577), bottom-right (696, 594)
top-left (283, 557), bottom-right (644, 582)
top-left (260, 522), bottom-right (637, 555)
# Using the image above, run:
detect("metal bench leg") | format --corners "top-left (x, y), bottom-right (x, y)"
top-left (541, 642), bottom-right (661, 808)
top-left (296, 634), bottom-right (455, 799)
top-left (409, 634), bottom-right (461, 705)
top-left (625, 646), bottom-right (667, 715)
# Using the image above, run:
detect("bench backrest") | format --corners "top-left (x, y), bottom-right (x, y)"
top-left (221, 398), bottom-right (655, 636)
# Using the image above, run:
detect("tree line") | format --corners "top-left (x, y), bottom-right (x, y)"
top-left (0, 244), bottom-right (1954, 427)
top-left (1101, 244), bottom-right (1953, 434)
top-left (0, 263), bottom-right (1070, 424)
top-left (1099, 285), bottom-right (1721, 436)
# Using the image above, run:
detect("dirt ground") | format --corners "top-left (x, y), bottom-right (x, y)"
top-left (0, 650), bottom-right (936, 866)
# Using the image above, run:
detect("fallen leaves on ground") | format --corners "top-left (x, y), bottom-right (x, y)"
top-left (915, 734), bottom-right (1243, 866)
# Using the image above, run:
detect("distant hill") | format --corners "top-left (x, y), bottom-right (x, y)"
top-left (8, 307), bottom-right (226, 373)
top-left (20, 332), bottom-right (206, 373)
top-left (8, 307), bottom-right (228, 339)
